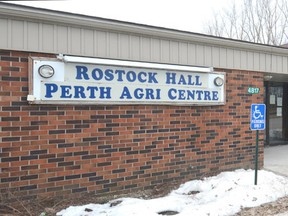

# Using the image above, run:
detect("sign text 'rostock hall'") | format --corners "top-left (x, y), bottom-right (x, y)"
top-left (28, 56), bottom-right (226, 106)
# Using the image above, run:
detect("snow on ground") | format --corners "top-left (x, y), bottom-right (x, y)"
top-left (57, 169), bottom-right (288, 216)
top-left (276, 213), bottom-right (288, 216)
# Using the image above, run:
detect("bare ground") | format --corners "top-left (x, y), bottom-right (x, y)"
top-left (236, 196), bottom-right (288, 216)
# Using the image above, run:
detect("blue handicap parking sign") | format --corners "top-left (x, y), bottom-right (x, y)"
top-left (250, 104), bottom-right (266, 130)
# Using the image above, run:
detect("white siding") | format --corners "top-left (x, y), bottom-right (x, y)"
top-left (119, 34), bottom-right (130, 59)
top-left (57, 26), bottom-right (68, 53)
top-left (282, 56), bottom-right (288, 74)
top-left (187, 43), bottom-right (196, 66)
top-left (151, 38), bottom-right (161, 62)
top-left (227, 49), bottom-right (233, 68)
top-left (170, 41), bottom-right (179, 64)
top-left (141, 37), bottom-right (151, 61)
top-left (161, 40), bottom-right (170, 63)
top-left (240, 51), bottom-right (247, 69)
top-left (179, 42), bottom-right (188, 65)
top-left (265, 54), bottom-right (272, 72)
top-left (42, 24), bottom-right (54, 52)
top-left (11, 20), bottom-right (24, 50)
top-left (0, 18), bottom-right (8, 48)
top-left (271, 55), bottom-right (277, 72)
top-left (253, 52), bottom-right (260, 71)
top-left (27, 22), bottom-right (39, 51)
top-left (70, 27), bottom-right (81, 54)
top-left (212, 46), bottom-right (220, 68)
top-left (1, 11), bottom-right (288, 75)
top-left (259, 53), bottom-right (266, 72)
top-left (196, 44), bottom-right (204, 66)
top-left (204, 46), bottom-right (212, 66)
top-left (233, 50), bottom-right (241, 69)
top-left (219, 48), bottom-right (227, 67)
top-left (130, 35), bottom-right (140, 60)
top-left (83, 29), bottom-right (94, 56)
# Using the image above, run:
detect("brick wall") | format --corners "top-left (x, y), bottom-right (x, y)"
top-left (0, 50), bottom-right (264, 200)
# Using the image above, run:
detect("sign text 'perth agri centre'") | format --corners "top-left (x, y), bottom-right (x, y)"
top-left (28, 56), bottom-right (225, 106)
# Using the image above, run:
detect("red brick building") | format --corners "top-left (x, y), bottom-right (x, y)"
top-left (0, 2), bottom-right (287, 200)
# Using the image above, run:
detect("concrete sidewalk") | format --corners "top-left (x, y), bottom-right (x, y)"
top-left (264, 146), bottom-right (288, 216)
top-left (264, 145), bottom-right (288, 177)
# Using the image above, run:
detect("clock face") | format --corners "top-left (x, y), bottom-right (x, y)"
top-left (214, 77), bottom-right (224, 86)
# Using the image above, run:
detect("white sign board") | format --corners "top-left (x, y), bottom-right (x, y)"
top-left (28, 57), bottom-right (225, 106)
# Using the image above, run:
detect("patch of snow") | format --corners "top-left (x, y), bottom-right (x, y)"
top-left (275, 213), bottom-right (288, 216)
top-left (56, 169), bottom-right (288, 216)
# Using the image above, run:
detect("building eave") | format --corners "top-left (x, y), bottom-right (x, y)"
top-left (1, 2), bottom-right (288, 56)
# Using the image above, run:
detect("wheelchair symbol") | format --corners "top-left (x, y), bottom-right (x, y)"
top-left (253, 105), bottom-right (263, 119)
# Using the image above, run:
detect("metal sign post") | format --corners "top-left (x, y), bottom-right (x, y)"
top-left (250, 104), bottom-right (266, 185)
